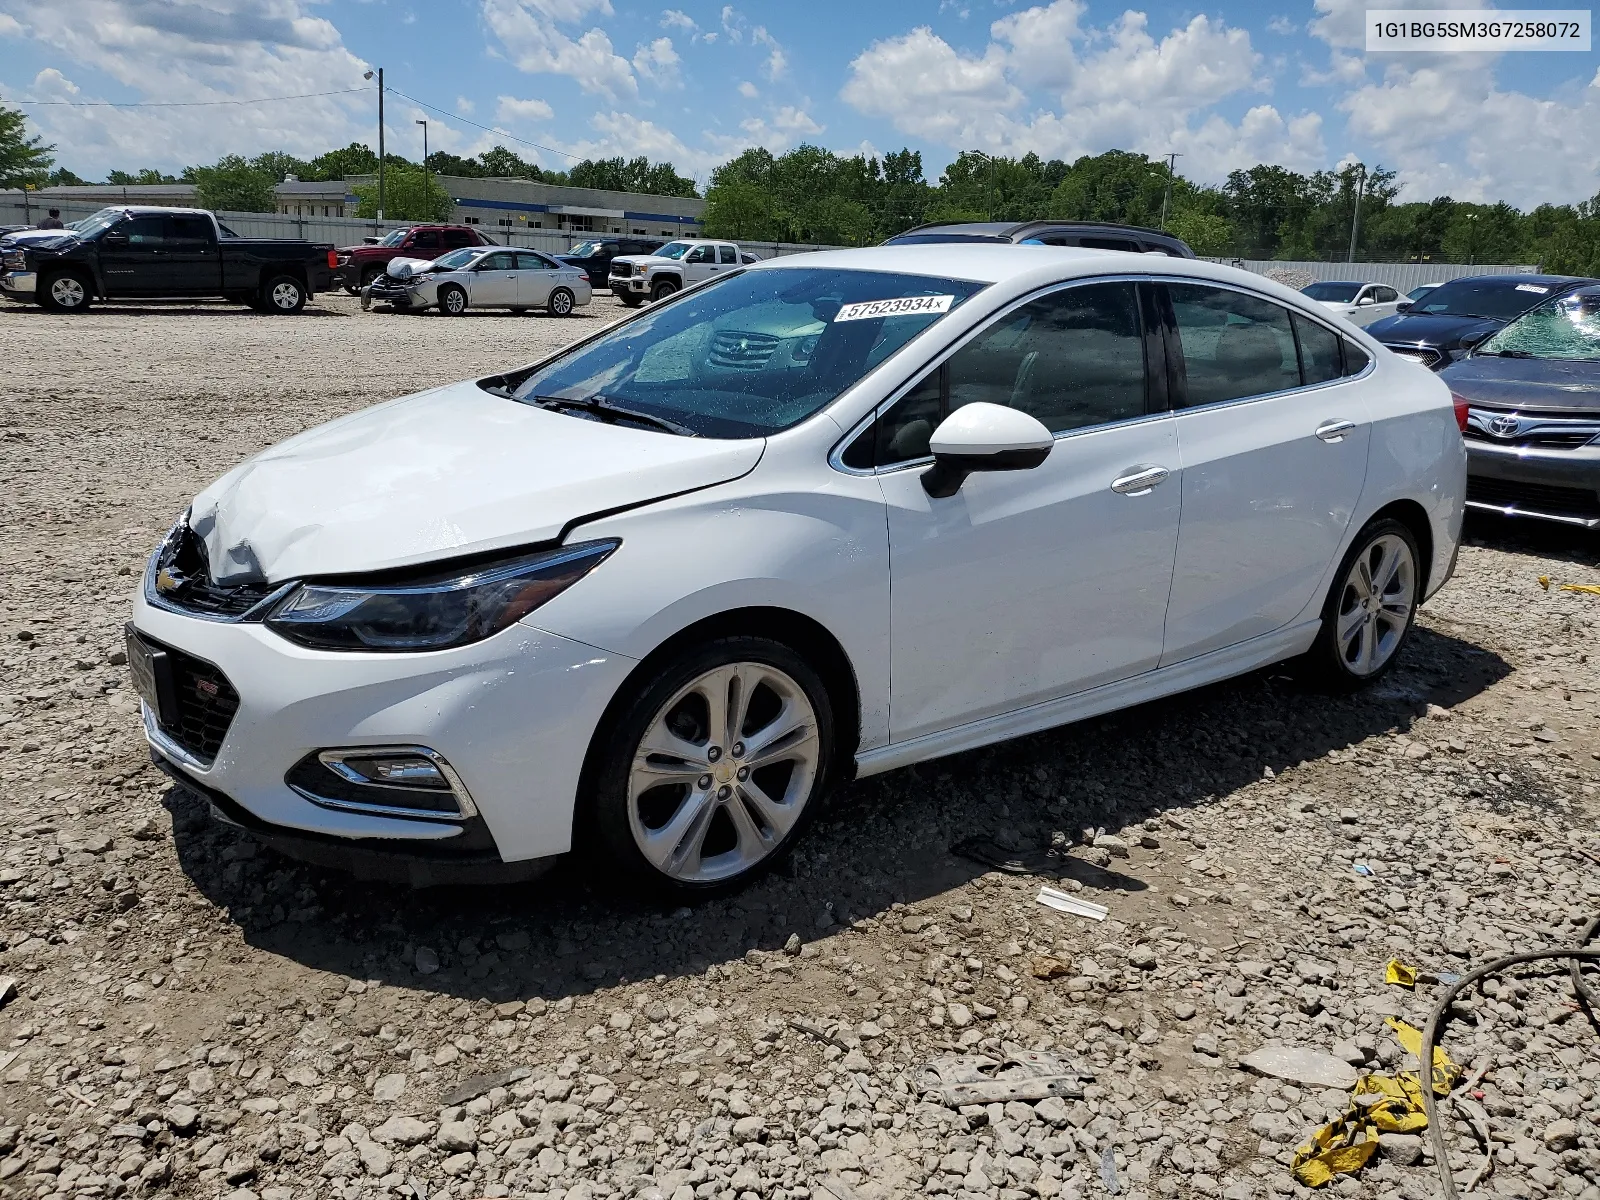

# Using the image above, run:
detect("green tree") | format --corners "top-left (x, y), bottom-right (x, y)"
top-left (701, 178), bottom-right (780, 239)
top-left (250, 151), bottom-right (311, 182)
top-left (352, 161), bottom-right (452, 220)
top-left (305, 142), bottom-right (378, 181)
top-left (0, 106), bottom-right (53, 189)
top-left (476, 145), bottom-right (543, 180)
top-left (566, 155), bottom-right (697, 197)
top-left (1166, 211), bottom-right (1232, 256)
top-left (1049, 150), bottom-right (1171, 226)
top-left (425, 151), bottom-right (488, 178)
top-left (46, 167), bottom-right (88, 187)
top-left (183, 155), bottom-right (277, 212)
top-left (106, 168), bottom-right (178, 185)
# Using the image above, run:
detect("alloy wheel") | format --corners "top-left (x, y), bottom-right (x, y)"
top-left (50, 276), bottom-right (86, 309)
top-left (551, 289), bottom-right (573, 315)
top-left (627, 662), bottom-right (820, 884)
top-left (1334, 532), bottom-right (1415, 676)
top-left (271, 281), bottom-right (301, 310)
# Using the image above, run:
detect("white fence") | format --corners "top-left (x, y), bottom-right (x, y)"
top-left (1204, 259), bottom-right (1538, 290)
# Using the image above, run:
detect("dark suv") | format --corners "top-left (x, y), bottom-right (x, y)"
top-left (883, 220), bottom-right (1194, 257)
top-left (557, 237), bottom-right (667, 289)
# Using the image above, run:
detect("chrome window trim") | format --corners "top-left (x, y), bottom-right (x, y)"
top-left (828, 270), bottom-right (1372, 475)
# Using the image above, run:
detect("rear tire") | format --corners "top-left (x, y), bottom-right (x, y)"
top-left (587, 636), bottom-right (836, 896)
top-left (40, 271), bottom-right (93, 313)
top-left (650, 278), bottom-right (679, 303)
top-left (1298, 517), bottom-right (1421, 691)
top-left (548, 287), bottom-right (574, 316)
top-left (618, 295), bottom-right (643, 308)
top-left (438, 284), bottom-right (467, 316)
top-left (261, 275), bottom-right (306, 314)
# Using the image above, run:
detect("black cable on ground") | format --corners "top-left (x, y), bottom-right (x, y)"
top-left (1419, 917), bottom-right (1600, 1200)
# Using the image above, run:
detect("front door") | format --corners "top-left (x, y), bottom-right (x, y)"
top-left (97, 215), bottom-right (167, 295)
top-left (683, 245), bottom-right (717, 284)
top-left (467, 251), bottom-right (519, 307)
top-left (1158, 281), bottom-right (1372, 664)
top-left (870, 279), bottom-right (1182, 742)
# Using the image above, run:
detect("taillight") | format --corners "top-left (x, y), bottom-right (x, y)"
top-left (327, 250), bottom-right (339, 269)
top-left (1451, 392), bottom-right (1470, 432)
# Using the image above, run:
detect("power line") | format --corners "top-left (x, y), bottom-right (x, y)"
top-left (5, 86), bottom-right (373, 108)
top-left (384, 86), bottom-right (579, 162)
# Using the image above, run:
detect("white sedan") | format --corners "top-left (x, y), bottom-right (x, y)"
top-left (365, 245), bottom-right (592, 316)
top-left (130, 246), bottom-right (1465, 892)
top-left (1301, 280), bottom-right (1402, 326)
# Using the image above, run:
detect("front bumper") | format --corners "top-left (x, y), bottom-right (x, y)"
top-left (1466, 439), bottom-right (1600, 528)
top-left (0, 270), bottom-right (37, 297)
top-left (609, 276), bottom-right (648, 295)
top-left (130, 586), bottom-right (639, 869)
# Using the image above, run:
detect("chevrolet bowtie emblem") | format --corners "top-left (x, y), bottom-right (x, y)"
top-left (155, 567), bottom-right (186, 594)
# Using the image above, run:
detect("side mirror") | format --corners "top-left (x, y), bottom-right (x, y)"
top-left (1395, 301), bottom-right (1412, 313)
top-left (1357, 295), bottom-right (1374, 306)
top-left (1459, 329), bottom-right (1493, 351)
top-left (921, 402), bottom-right (1053, 498)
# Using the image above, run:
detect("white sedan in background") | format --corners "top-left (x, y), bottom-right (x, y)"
top-left (1301, 280), bottom-right (1403, 327)
top-left (131, 246), bottom-right (1464, 893)
top-left (365, 246), bottom-right (592, 316)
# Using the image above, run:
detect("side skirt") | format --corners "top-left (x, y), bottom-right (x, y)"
top-left (854, 620), bottom-right (1320, 778)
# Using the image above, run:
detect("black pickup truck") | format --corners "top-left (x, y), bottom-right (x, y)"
top-left (0, 206), bottom-right (336, 313)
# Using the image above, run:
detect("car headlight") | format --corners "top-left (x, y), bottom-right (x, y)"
top-left (264, 540), bottom-right (618, 651)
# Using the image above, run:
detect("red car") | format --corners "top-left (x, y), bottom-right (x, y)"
top-left (334, 225), bottom-right (497, 293)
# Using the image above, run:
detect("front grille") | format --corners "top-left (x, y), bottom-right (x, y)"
top-left (152, 525), bottom-right (273, 618)
top-left (1467, 477), bottom-right (1600, 518)
top-left (137, 632), bottom-right (241, 764)
top-left (610, 262), bottom-right (632, 278)
top-left (1465, 427), bottom-right (1596, 449)
top-left (3, 251), bottom-right (23, 270)
top-left (708, 330), bottom-right (781, 369)
top-left (1384, 344), bottom-right (1445, 370)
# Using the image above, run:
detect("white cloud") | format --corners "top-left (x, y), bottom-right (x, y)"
top-left (764, 47), bottom-right (787, 81)
top-left (737, 80), bottom-right (758, 99)
top-left (32, 67), bottom-right (80, 98)
top-left (455, 95), bottom-right (476, 115)
top-left (1267, 15), bottom-right (1297, 34)
top-left (632, 36), bottom-right (681, 87)
top-left (496, 95), bottom-right (555, 124)
top-left (841, 7), bottom-right (1304, 181)
top-left (0, 0), bottom-right (371, 177)
top-left (659, 8), bottom-right (694, 32)
top-left (482, 0), bottom-right (637, 100)
top-left (722, 105), bottom-right (824, 154)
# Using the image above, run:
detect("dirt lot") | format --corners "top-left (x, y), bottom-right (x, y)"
top-left (0, 290), bottom-right (1598, 1200)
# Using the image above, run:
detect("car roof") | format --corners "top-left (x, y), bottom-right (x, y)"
top-left (901, 219), bottom-right (1175, 238)
top-left (1442, 272), bottom-right (1594, 286)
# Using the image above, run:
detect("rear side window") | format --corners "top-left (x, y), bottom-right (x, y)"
top-left (857, 281), bottom-right (1149, 466)
top-left (1293, 313), bottom-right (1342, 386)
top-left (1343, 340), bottom-right (1371, 376)
top-left (410, 230), bottom-right (440, 251)
top-left (167, 216), bottom-right (212, 245)
top-left (1374, 286), bottom-right (1399, 303)
top-left (719, 246), bottom-right (738, 264)
top-left (1168, 283), bottom-right (1299, 406)
top-left (442, 229), bottom-right (475, 249)
top-left (517, 252), bottom-right (558, 270)
top-left (1077, 237), bottom-right (1141, 252)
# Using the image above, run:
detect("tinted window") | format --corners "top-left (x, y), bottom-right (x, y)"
top-left (1414, 277), bottom-right (1564, 321)
top-left (1294, 313), bottom-right (1341, 386)
top-left (1342, 340), bottom-right (1370, 376)
top-left (167, 216), bottom-right (212, 245)
top-left (1169, 283), bottom-right (1299, 406)
top-left (688, 245), bottom-right (715, 263)
top-left (1303, 283), bottom-right (1362, 302)
top-left (719, 246), bottom-right (738, 265)
top-left (1373, 286), bottom-right (1399, 303)
top-left (410, 230), bottom-right (440, 250)
top-left (442, 229), bottom-right (475, 249)
top-left (1078, 237), bottom-right (1140, 252)
top-left (119, 217), bottom-right (165, 245)
top-left (517, 252), bottom-right (558, 270)
top-left (511, 268), bottom-right (986, 439)
top-left (868, 282), bottom-right (1148, 465)
top-left (477, 251), bottom-right (515, 271)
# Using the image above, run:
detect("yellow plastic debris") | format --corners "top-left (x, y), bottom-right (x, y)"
top-left (1289, 1020), bottom-right (1465, 1186)
top-left (1538, 575), bottom-right (1600, 595)
top-left (1384, 958), bottom-right (1418, 989)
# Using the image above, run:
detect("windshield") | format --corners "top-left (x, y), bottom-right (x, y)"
top-left (510, 267), bottom-right (987, 438)
top-left (1479, 291), bottom-right (1600, 361)
top-left (1303, 283), bottom-right (1362, 302)
top-left (432, 248), bottom-right (485, 270)
top-left (1412, 278), bottom-right (1562, 321)
top-left (568, 241), bottom-right (603, 257)
top-left (1406, 284), bottom-right (1438, 301)
top-left (378, 228), bottom-right (410, 247)
top-left (653, 241), bottom-right (694, 260)
top-left (77, 211), bottom-right (127, 238)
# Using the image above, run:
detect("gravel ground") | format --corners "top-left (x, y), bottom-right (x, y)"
top-left (1, 290), bottom-right (1598, 1200)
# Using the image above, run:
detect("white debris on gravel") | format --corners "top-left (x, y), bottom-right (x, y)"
top-left (0, 292), bottom-right (1597, 1200)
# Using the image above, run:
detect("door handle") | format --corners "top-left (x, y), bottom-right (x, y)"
top-left (1315, 419), bottom-right (1358, 443)
top-left (1110, 465), bottom-right (1170, 496)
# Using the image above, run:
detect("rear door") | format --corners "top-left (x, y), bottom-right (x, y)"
top-left (467, 250), bottom-right (519, 306)
top-left (1158, 281), bottom-right (1372, 664)
top-left (162, 215), bottom-right (220, 294)
top-left (515, 251), bottom-right (560, 306)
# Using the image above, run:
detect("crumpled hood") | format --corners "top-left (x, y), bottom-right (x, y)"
top-left (189, 379), bottom-right (764, 585)
top-left (385, 256), bottom-right (436, 279)
top-left (1439, 353), bottom-right (1600, 413)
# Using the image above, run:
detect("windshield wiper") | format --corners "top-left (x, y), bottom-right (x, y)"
top-left (1488, 349), bottom-right (1533, 358)
top-left (527, 394), bottom-right (700, 437)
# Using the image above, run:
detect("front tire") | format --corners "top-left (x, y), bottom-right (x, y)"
top-left (650, 278), bottom-right (679, 303)
top-left (589, 637), bottom-right (835, 894)
top-left (438, 284), bottom-right (467, 316)
top-left (262, 275), bottom-right (306, 314)
top-left (548, 287), bottom-right (574, 316)
top-left (618, 295), bottom-right (643, 308)
top-left (1301, 517), bottom-right (1421, 690)
top-left (40, 271), bottom-right (93, 312)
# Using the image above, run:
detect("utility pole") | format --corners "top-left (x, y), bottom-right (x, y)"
top-left (969, 151), bottom-right (996, 220)
top-left (1160, 152), bottom-right (1182, 230)
top-left (364, 68), bottom-right (385, 222)
top-left (1346, 162), bottom-right (1367, 264)
top-left (417, 120), bottom-right (429, 194)
top-left (1466, 212), bottom-right (1479, 265)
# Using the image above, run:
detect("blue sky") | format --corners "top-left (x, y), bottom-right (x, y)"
top-left (2, 0), bottom-right (1597, 207)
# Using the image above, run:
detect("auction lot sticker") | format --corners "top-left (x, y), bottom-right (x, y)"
top-left (1367, 8), bottom-right (1591, 49)
top-left (835, 295), bottom-right (956, 322)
